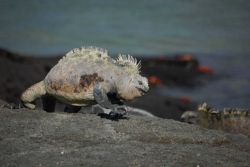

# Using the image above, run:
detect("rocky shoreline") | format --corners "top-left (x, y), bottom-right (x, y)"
top-left (0, 48), bottom-right (250, 166)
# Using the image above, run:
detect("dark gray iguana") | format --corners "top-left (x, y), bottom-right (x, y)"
top-left (181, 103), bottom-right (250, 137)
top-left (21, 47), bottom-right (149, 120)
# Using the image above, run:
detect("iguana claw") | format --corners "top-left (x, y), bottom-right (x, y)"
top-left (92, 104), bottom-right (127, 121)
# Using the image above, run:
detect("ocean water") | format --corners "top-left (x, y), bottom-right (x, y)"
top-left (160, 54), bottom-right (250, 108)
top-left (0, 0), bottom-right (250, 108)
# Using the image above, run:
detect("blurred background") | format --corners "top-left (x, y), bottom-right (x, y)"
top-left (0, 0), bottom-right (250, 115)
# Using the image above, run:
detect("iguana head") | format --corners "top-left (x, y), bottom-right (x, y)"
top-left (115, 54), bottom-right (149, 100)
top-left (181, 111), bottom-right (198, 124)
top-left (117, 74), bottom-right (149, 100)
top-left (181, 103), bottom-right (212, 124)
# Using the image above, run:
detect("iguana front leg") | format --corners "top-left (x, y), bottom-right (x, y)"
top-left (93, 84), bottom-right (127, 120)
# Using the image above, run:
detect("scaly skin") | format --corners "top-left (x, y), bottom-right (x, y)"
top-left (21, 47), bottom-right (149, 119)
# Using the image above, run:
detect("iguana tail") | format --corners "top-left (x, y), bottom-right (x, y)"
top-left (21, 81), bottom-right (46, 109)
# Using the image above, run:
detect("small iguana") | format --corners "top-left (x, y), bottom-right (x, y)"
top-left (21, 47), bottom-right (149, 119)
top-left (181, 103), bottom-right (250, 137)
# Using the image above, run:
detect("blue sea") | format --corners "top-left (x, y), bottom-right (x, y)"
top-left (0, 0), bottom-right (250, 108)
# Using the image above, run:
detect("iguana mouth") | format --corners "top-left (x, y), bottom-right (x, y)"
top-left (136, 87), bottom-right (147, 94)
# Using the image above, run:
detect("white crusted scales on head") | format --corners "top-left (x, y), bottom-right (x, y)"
top-left (116, 54), bottom-right (141, 72)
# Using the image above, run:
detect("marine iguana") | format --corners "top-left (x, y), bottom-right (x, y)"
top-left (21, 47), bottom-right (149, 120)
top-left (181, 103), bottom-right (250, 136)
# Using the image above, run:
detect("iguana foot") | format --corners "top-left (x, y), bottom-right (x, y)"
top-left (23, 103), bottom-right (35, 109)
top-left (93, 85), bottom-right (128, 120)
top-left (107, 111), bottom-right (126, 121)
top-left (93, 105), bottom-right (128, 121)
top-left (21, 81), bottom-right (46, 110)
top-left (98, 111), bottom-right (128, 121)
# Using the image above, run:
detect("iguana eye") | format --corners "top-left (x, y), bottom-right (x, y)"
top-left (138, 81), bottom-right (143, 85)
